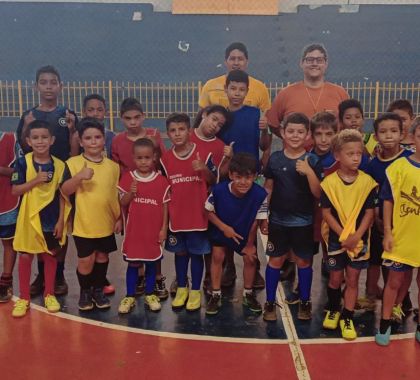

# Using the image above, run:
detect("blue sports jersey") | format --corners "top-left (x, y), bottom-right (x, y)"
top-left (205, 181), bottom-right (267, 252)
top-left (311, 149), bottom-right (370, 174)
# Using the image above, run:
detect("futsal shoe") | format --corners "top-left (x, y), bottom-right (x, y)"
top-left (186, 290), bottom-right (201, 311)
top-left (340, 318), bottom-right (357, 340)
top-left (154, 277), bottom-right (169, 300)
top-left (355, 296), bottom-right (376, 312)
top-left (145, 294), bottom-right (162, 312)
top-left (12, 299), bottom-right (30, 318)
top-left (78, 289), bottom-right (94, 311)
top-left (54, 277), bottom-right (68, 296)
top-left (118, 297), bottom-right (136, 314)
top-left (298, 301), bottom-right (312, 320)
top-left (206, 293), bottom-right (222, 315)
top-left (0, 284), bottom-right (13, 302)
top-left (375, 326), bottom-right (391, 346)
top-left (242, 292), bottom-right (262, 313)
top-left (391, 304), bottom-right (405, 324)
top-left (92, 288), bottom-right (111, 309)
top-left (103, 278), bottom-right (116, 295)
top-left (44, 294), bottom-right (61, 313)
top-left (263, 301), bottom-right (278, 322)
top-left (172, 287), bottom-right (188, 309)
top-left (323, 310), bottom-right (340, 330)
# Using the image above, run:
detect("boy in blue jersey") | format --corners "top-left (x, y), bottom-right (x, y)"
top-left (205, 153), bottom-right (268, 315)
top-left (217, 69), bottom-right (270, 289)
top-left (16, 65), bottom-right (78, 297)
top-left (261, 113), bottom-right (323, 321)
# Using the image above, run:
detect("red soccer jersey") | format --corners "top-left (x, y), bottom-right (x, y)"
top-left (111, 129), bottom-right (165, 174)
top-left (160, 144), bottom-right (209, 232)
top-left (118, 171), bottom-right (170, 261)
top-left (0, 133), bottom-right (19, 215)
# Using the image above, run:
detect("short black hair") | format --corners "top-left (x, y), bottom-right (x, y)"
top-left (310, 112), bottom-right (338, 134)
top-left (36, 65), bottom-right (61, 83)
top-left (338, 99), bottom-right (364, 122)
top-left (226, 70), bottom-right (249, 88)
top-left (120, 97), bottom-right (144, 117)
top-left (284, 112), bottom-right (310, 131)
top-left (77, 117), bottom-right (105, 137)
top-left (192, 105), bottom-right (231, 129)
top-left (28, 119), bottom-right (53, 135)
top-left (301, 43), bottom-right (328, 61)
top-left (410, 116), bottom-right (420, 134)
top-left (225, 42), bottom-right (248, 60)
top-left (229, 152), bottom-right (257, 176)
top-left (386, 99), bottom-right (414, 118)
top-left (373, 112), bottom-right (403, 134)
top-left (166, 112), bottom-right (190, 130)
top-left (133, 137), bottom-right (155, 152)
top-left (83, 94), bottom-right (106, 109)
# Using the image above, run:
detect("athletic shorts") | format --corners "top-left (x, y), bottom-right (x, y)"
top-left (165, 231), bottom-right (210, 255)
top-left (326, 252), bottom-right (369, 271)
top-left (369, 225), bottom-right (383, 266)
top-left (44, 231), bottom-right (61, 252)
top-left (73, 234), bottom-right (117, 258)
top-left (266, 224), bottom-right (314, 260)
top-left (382, 259), bottom-right (413, 272)
top-left (0, 224), bottom-right (15, 240)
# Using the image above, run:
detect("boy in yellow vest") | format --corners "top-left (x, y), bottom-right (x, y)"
top-left (321, 129), bottom-right (377, 340)
top-left (11, 120), bottom-right (70, 317)
top-left (376, 117), bottom-right (420, 346)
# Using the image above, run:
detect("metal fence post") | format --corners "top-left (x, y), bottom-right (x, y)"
top-left (108, 80), bottom-right (114, 131)
top-left (374, 81), bottom-right (380, 119)
top-left (17, 80), bottom-right (23, 116)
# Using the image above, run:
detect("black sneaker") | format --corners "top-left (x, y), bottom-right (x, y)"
top-left (54, 277), bottom-right (68, 296)
top-left (263, 301), bottom-right (278, 321)
top-left (0, 284), bottom-right (12, 303)
top-left (78, 289), bottom-right (94, 311)
top-left (206, 293), bottom-right (222, 315)
top-left (136, 276), bottom-right (145, 296)
top-left (253, 270), bottom-right (266, 290)
top-left (221, 265), bottom-right (237, 288)
top-left (402, 292), bottom-right (413, 315)
top-left (30, 273), bottom-right (44, 296)
top-left (92, 288), bottom-right (111, 309)
top-left (154, 277), bottom-right (169, 300)
top-left (242, 292), bottom-right (262, 313)
top-left (298, 300), bottom-right (312, 320)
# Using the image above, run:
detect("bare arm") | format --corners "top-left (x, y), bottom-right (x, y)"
top-left (158, 202), bottom-right (169, 244)
top-left (0, 167), bottom-right (14, 177)
top-left (11, 168), bottom-right (48, 196)
top-left (382, 199), bottom-right (394, 251)
top-left (61, 163), bottom-right (94, 196)
top-left (207, 210), bottom-right (243, 245)
top-left (322, 208), bottom-right (344, 237)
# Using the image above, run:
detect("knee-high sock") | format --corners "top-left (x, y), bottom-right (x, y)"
top-left (77, 270), bottom-right (91, 290)
top-left (298, 266), bottom-right (313, 302)
top-left (92, 262), bottom-right (108, 289)
top-left (265, 265), bottom-right (281, 302)
top-left (190, 254), bottom-right (204, 291)
top-left (18, 255), bottom-right (33, 301)
top-left (126, 265), bottom-right (138, 297)
top-left (144, 261), bottom-right (157, 295)
top-left (42, 253), bottom-right (57, 297)
top-left (175, 254), bottom-right (189, 288)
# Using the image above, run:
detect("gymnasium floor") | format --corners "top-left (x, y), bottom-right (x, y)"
top-left (0, 234), bottom-right (419, 380)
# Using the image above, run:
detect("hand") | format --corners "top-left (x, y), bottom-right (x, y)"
top-left (259, 115), bottom-right (268, 131)
top-left (130, 180), bottom-right (137, 195)
top-left (24, 111), bottom-right (35, 127)
top-left (66, 110), bottom-right (76, 133)
top-left (222, 225), bottom-right (243, 245)
top-left (53, 220), bottom-right (64, 240)
top-left (341, 233), bottom-right (360, 251)
top-left (192, 152), bottom-right (205, 171)
top-left (296, 156), bottom-right (312, 176)
top-left (114, 219), bottom-right (123, 234)
top-left (241, 244), bottom-right (257, 258)
top-left (260, 219), bottom-right (269, 235)
top-left (223, 141), bottom-right (234, 159)
top-left (158, 228), bottom-right (167, 245)
top-left (35, 166), bottom-right (49, 184)
top-left (77, 162), bottom-right (94, 180)
top-left (383, 231), bottom-right (393, 252)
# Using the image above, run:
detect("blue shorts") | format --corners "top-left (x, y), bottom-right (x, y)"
top-left (165, 231), bottom-right (210, 255)
top-left (0, 224), bottom-right (16, 240)
top-left (327, 252), bottom-right (369, 271)
top-left (382, 259), bottom-right (413, 272)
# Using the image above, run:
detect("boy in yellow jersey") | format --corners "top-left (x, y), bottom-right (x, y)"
top-left (376, 117), bottom-right (420, 346)
top-left (321, 129), bottom-right (377, 340)
top-left (61, 118), bottom-right (121, 311)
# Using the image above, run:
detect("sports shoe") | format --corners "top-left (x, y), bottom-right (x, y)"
top-left (78, 289), bottom-right (94, 311)
top-left (92, 288), bottom-right (111, 309)
top-left (172, 287), bottom-right (188, 309)
top-left (323, 310), bottom-right (341, 330)
top-left (221, 265), bottom-right (237, 288)
top-left (391, 304), bottom-right (405, 324)
top-left (118, 296), bottom-right (136, 314)
top-left (186, 290), bottom-right (201, 311)
top-left (263, 301), bottom-right (278, 321)
top-left (44, 294), bottom-right (61, 313)
top-left (402, 292), bottom-right (413, 315)
top-left (242, 292), bottom-right (262, 313)
top-left (145, 294), bottom-right (161, 312)
top-left (54, 277), bottom-right (68, 296)
top-left (154, 277), bottom-right (169, 300)
top-left (30, 273), bottom-right (44, 296)
top-left (206, 293), bottom-right (222, 315)
top-left (415, 329), bottom-right (420, 343)
top-left (103, 278), bottom-right (115, 295)
top-left (0, 284), bottom-right (13, 303)
top-left (136, 276), bottom-right (145, 296)
top-left (355, 296), bottom-right (376, 311)
top-left (12, 299), bottom-right (30, 318)
top-left (375, 326), bottom-right (391, 346)
top-left (170, 278), bottom-right (178, 298)
top-left (253, 270), bottom-right (266, 290)
top-left (285, 291), bottom-right (300, 305)
top-left (202, 274), bottom-right (211, 293)
top-left (298, 301), bottom-right (312, 320)
top-left (340, 318), bottom-right (357, 340)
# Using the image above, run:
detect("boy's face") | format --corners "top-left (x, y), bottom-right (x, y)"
top-left (225, 49), bottom-right (248, 72)
top-left (375, 120), bottom-right (402, 150)
top-left (167, 122), bottom-right (190, 147)
top-left (341, 107), bottom-right (364, 130)
top-left (121, 110), bottom-right (145, 133)
top-left (225, 81), bottom-right (248, 108)
top-left (133, 145), bottom-right (155, 174)
top-left (229, 171), bottom-right (256, 197)
top-left (313, 126), bottom-right (335, 155)
top-left (83, 99), bottom-right (106, 121)
top-left (300, 49), bottom-right (328, 81)
top-left (392, 109), bottom-right (413, 136)
top-left (35, 73), bottom-right (61, 102)
top-left (26, 128), bottom-right (55, 155)
top-left (281, 123), bottom-right (309, 150)
top-left (80, 127), bottom-right (105, 157)
top-left (334, 141), bottom-right (363, 172)
top-left (201, 111), bottom-right (226, 138)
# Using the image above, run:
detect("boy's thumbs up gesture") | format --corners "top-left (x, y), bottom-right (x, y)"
top-left (36, 165), bottom-right (49, 183)
top-left (77, 161), bottom-right (94, 180)
top-left (65, 110), bottom-right (76, 133)
top-left (296, 155), bottom-right (312, 176)
top-left (223, 141), bottom-right (234, 159)
top-left (192, 151), bottom-right (205, 171)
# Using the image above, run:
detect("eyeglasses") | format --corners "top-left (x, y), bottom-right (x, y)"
top-left (303, 57), bottom-right (326, 64)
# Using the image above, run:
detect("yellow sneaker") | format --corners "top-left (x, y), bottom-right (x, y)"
top-left (12, 299), bottom-right (29, 318)
top-left (340, 318), bottom-right (357, 340)
top-left (391, 304), bottom-right (405, 324)
top-left (355, 296), bottom-right (376, 311)
top-left (145, 294), bottom-right (161, 312)
top-left (118, 297), bottom-right (136, 314)
top-left (186, 290), bottom-right (201, 311)
top-left (323, 310), bottom-right (341, 330)
top-left (171, 287), bottom-right (188, 309)
top-left (44, 294), bottom-right (61, 313)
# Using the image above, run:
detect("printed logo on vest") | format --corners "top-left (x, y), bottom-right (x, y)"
top-left (168, 235), bottom-right (177, 246)
top-left (58, 118), bottom-right (67, 127)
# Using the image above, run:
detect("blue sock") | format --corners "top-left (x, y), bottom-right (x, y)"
top-left (298, 266), bottom-right (313, 302)
top-left (265, 265), bottom-right (281, 302)
top-left (190, 254), bottom-right (204, 290)
top-left (144, 261), bottom-right (156, 295)
top-left (126, 265), bottom-right (138, 297)
top-left (175, 254), bottom-right (189, 288)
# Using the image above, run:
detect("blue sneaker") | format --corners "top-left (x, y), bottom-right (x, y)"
top-left (415, 329), bottom-right (420, 343)
top-left (375, 326), bottom-right (391, 346)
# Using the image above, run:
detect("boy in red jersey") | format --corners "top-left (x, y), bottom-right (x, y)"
top-left (160, 113), bottom-right (216, 311)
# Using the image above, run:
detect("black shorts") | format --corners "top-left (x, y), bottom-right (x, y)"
top-left (0, 224), bottom-right (16, 240)
top-left (73, 234), bottom-right (117, 258)
top-left (44, 231), bottom-right (61, 252)
top-left (266, 224), bottom-right (314, 260)
top-left (326, 253), bottom-right (369, 271)
top-left (369, 225), bottom-right (383, 266)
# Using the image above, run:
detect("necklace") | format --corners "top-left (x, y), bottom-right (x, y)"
top-left (305, 84), bottom-right (324, 113)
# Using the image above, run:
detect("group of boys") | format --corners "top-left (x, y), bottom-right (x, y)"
top-left (0, 64), bottom-right (419, 348)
